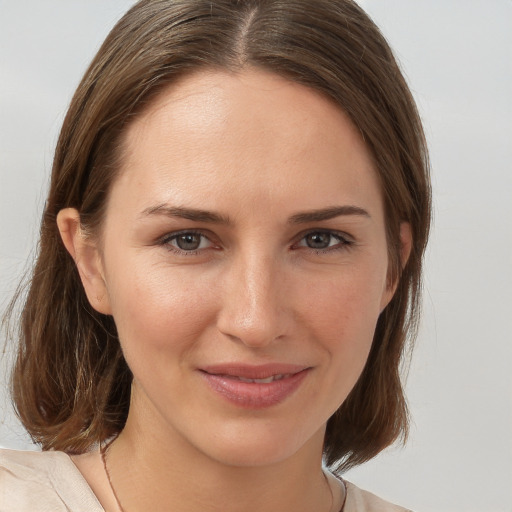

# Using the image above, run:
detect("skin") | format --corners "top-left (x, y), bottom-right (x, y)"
top-left (59, 68), bottom-right (411, 512)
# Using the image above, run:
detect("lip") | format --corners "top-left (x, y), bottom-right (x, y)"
top-left (199, 363), bottom-right (311, 409)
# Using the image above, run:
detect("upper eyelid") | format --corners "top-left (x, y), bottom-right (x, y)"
top-left (156, 231), bottom-right (209, 251)
top-left (288, 230), bottom-right (355, 255)
top-left (293, 228), bottom-right (354, 243)
top-left (160, 229), bottom-right (213, 242)
top-left (159, 230), bottom-right (216, 255)
top-left (157, 228), bottom-right (355, 249)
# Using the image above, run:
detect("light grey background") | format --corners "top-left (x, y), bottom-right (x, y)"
top-left (1, 2), bottom-right (511, 511)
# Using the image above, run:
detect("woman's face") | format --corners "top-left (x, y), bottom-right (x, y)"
top-left (84, 69), bottom-right (397, 466)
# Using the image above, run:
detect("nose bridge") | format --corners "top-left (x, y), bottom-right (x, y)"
top-left (218, 245), bottom-right (286, 347)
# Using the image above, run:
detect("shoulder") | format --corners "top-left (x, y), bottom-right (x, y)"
top-left (344, 480), bottom-right (414, 512)
top-left (0, 448), bottom-right (103, 512)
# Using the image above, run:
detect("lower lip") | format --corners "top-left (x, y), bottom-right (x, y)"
top-left (200, 370), bottom-right (310, 409)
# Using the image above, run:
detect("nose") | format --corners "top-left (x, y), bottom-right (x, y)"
top-left (216, 251), bottom-right (290, 348)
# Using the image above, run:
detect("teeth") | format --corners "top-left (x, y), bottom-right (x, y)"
top-left (237, 374), bottom-right (288, 383)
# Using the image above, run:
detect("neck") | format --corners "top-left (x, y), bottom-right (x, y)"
top-left (105, 394), bottom-right (338, 512)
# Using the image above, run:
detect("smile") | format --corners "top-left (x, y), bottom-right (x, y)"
top-left (199, 364), bottom-right (311, 408)
top-left (236, 374), bottom-right (290, 383)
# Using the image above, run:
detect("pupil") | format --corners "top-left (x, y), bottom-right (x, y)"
top-left (177, 234), bottom-right (200, 250)
top-left (307, 232), bottom-right (330, 249)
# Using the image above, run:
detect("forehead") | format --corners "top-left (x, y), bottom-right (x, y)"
top-left (112, 68), bottom-right (383, 220)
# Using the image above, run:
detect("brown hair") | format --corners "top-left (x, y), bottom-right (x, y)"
top-left (5, 0), bottom-right (430, 472)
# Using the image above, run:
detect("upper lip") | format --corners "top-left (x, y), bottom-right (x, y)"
top-left (199, 363), bottom-right (310, 380)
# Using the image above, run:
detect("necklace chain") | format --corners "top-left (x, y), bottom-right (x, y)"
top-left (101, 438), bottom-right (126, 512)
top-left (100, 439), bottom-right (346, 512)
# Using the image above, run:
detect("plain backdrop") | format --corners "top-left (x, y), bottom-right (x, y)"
top-left (1, 2), bottom-right (511, 511)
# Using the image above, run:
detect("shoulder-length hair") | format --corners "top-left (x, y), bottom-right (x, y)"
top-left (6, 0), bottom-right (430, 472)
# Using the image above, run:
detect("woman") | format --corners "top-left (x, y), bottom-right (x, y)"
top-left (0, 0), bottom-right (430, 511)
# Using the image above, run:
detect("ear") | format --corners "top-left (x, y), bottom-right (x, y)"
top-left (398, 221), bottom-right (413, 271)
top-left (57, 208), bottom-right (112, 315)
top-left (380, 221), bottom-right (413, 311)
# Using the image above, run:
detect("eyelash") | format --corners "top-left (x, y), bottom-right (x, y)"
top-left (292, 229), bottom-right (354, 254)
top-left (158, 229), bottom-right (354, 256)
top-left (159, 230), bottom-right (213, 256)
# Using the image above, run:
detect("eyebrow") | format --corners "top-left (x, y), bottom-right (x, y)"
top-left (288, 206), bottom-right (370, 224)
top-left (140, 204), bottom-right (370, 225)
top-left (140, 205), bottom-right (232, 224)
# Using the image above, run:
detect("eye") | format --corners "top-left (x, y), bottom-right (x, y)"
top-left (304, 232), bottom-right (336, 249)
top-left (294, 230), bottom-right (352, 252)
top-left (162, 231), bottom-right (213, 253)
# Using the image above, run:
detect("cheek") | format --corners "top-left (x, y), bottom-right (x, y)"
top-left (105, 258), bottom-right (217, 358)
top-left (300, 264), bottom-right (386, 339)
top-left (297, 264), bottom-right (387, 381)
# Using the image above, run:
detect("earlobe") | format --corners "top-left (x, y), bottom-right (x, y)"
top-left (56, 208), bottom-right (112, 315)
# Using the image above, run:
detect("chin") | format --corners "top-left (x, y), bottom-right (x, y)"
top-left (187, 419), bottom-right (325, 469)
top-left (204, 441), bottom-right (299, 468)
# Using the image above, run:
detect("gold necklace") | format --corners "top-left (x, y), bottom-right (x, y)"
top-left (101, 439), bottom-right (346, 512)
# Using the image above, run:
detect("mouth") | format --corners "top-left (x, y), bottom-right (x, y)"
top-left (198, 364), bottom-right (311, 408)
top-left (200, 363), bottom-right (309, 380)
top-left (233, 374), bottom-right (291, 384)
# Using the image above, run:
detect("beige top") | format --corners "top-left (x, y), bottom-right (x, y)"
top-left (0, 448), bottom-right (412, 512)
